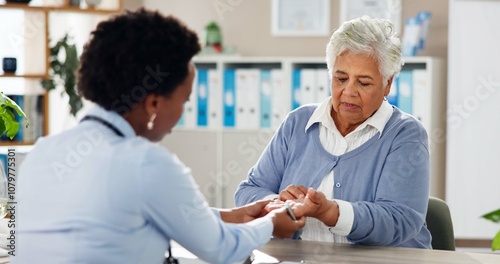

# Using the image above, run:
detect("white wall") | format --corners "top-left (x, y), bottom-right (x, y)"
top-left (447, 0), bottom-right (500, 239)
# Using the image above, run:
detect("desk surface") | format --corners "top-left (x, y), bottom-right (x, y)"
top-left (257, 239), bottom-right (500, 264)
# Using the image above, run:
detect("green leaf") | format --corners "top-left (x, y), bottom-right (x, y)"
top-left (492, 229), bottom-right (500, 251)
top-left (0, 93), bottom-right (28, 140)
top-left (0, 93), bottom-right (27, 120)
top-left (482, 209), bottom-right (500, 223)
top-left (41, 32), bottom-right (82, 117)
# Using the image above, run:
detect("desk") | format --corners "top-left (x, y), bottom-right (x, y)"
top-left (257, 239), bottom-right (500, 264)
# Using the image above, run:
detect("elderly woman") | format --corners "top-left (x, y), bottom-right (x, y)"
top-left (235, 16), bottom-right (431, 248)
top-left (15, 9), bottom-right (304, 264)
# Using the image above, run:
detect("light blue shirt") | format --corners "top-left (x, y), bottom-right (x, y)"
top-left (14, 106), bottom-right (273, 264)
top-left (235, 104), bottom-right (432, 248)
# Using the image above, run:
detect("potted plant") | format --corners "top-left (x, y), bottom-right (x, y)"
top-left (0, 93), bottom-right (27, 140)
top-left (41, 33), bottom-right (83, 117)
top-left (482, 209), bottom-right (500, 251)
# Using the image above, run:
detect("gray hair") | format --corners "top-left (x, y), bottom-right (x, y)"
top-left (325, 16), bottom-right (403, 84)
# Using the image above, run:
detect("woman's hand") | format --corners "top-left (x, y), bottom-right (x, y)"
top-left (279, 184), bottom-right (308, 201)
top-left (292, 188), bottom-right (339, 227)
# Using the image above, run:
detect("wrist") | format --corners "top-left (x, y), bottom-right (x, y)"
top-left (318, 201), bottom-right (339, 227)
top-left (219, 208), bottom-right (239, 223)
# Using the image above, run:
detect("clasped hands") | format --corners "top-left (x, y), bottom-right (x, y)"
top-left (222, 185), bottom-right (338, 238)
top-left (268, 185), bottom-right (340, 227)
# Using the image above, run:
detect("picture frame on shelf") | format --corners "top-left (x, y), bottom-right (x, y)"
top-left (340, 0), bottom-right (402, 35)
top-left (271, 0), bottom-right (330, 37)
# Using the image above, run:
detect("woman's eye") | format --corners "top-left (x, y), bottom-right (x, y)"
top-left (336, 78), bottom-right (347, 83)
top-left (359, 82), bottom-right (370, 87)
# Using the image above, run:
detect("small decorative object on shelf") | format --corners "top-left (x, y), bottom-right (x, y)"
top-left (84, 0), bottom-right (102, 8)
top-left (2, 58), bottom-right (17, 73)
top-left (70, 0), bottom-right (81, 7)
top-left (41, 33), bottom-right (83, 117)
top-left (204, 21), bottom-right (223, 53)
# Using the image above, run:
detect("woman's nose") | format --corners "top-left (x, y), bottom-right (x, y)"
top-left (342, 80), bottom-right (357, 96)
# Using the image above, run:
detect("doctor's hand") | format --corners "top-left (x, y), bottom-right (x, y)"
top-left (219, 199), bottom-right (272, 224)
top-left (279, 184), bottom-right (308, 201)
top-left (267, 207), bottom-right (306, 238)
top-left (291, 188), bottom-right (339, 227)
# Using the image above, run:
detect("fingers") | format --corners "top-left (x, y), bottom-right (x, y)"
top-left (279, 184), bottom-right (308, 201)
top-left (264, 200), bottom-right (285, 211)
top-left (305, 188), bottom-right (321, 204)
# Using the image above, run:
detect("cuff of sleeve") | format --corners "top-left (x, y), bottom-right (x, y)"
top-left (328, 199), bottom-right (354, 236)
top-left (211, 208), bottom-right (222, 220)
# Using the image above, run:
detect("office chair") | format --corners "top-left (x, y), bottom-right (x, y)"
top-left (425, 196), bottom-right (456, 250)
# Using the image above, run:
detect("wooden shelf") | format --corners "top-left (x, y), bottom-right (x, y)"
top-left (0, 3), bottom-right (122, 14)
top-left (0, 73), bottom-right (47, 79)
top-left (0, 141), bottom-right (36, 146)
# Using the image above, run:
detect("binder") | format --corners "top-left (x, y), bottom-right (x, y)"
top-left (208, 69), bottom-right (222, 129)
top-left (235, 69), bottom-right (260, 129)
top-left (183, 70), bottom-right (198, 128)
top-left (300, 69), bottom-right (316, 105)
top-left (271, 69), bottom-right (286, 129)
top-left (197, 69), bottom-right (209, 127)
top-left (387, 75), bottom-right (399, 107)
top-left (397, 70), bottom-right (413, 114)
top-left (223, 69), bottom-right (236, 127)
top-left (412, 69), bottom-right (430, 130)
top-left (246, 69), bottom-right (261, 129)
top-left (13, 94), bottom-right (24, 142)
top-left (260, 70), bottom-right (272, 128)
top-left (315, 69), bottom-right (330, 102)
top-left (291, 69), bottom-right (301, 110)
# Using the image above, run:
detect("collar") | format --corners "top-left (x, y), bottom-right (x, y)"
top-left (305, 98), bottom-right (393, 138)
top-left (82, 105), bottom-right (137, 138)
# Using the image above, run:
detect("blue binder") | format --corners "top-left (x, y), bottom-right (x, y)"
top-left (197, 69), bottom-right (208, 127)
top-left (291, 69), bottom-right (301, 110)
top-left (397, 70), bottom-right (413, 114)
top-left (260, 70), bottom-right (272, 128)
top-left (223, 69), bottom-right (236, 127)
top-left (387, 75), bottom-right (399, 107)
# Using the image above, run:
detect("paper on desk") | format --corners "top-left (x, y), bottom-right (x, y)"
top-left (170, 241), bottom-right (251, 264)
top-left (250, 249), bottom-right (279, 263)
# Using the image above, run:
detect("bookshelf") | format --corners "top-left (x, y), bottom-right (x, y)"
top-left (0, 0), bottom-right (123, 146)
top-left (160, 56), bottom-right (446, 208)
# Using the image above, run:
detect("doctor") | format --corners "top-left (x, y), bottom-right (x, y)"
top-left (15, 9), bottom-right (304, 264)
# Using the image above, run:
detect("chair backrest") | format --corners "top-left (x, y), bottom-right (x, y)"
top-left (425, 196), bottom-right (456, 250)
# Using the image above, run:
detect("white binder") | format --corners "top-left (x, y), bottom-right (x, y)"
top-left (271, 69), bottom-right (286, 129)
top-left (315, 69), bottom-right (330, 103)
top-left (208, 69), bottom-right (222, 129)
top-left (183, 69), bottom-right (198, 128)
top-left (300, 69), bottom-right (317, 105)
top-left (235, 69), bottom-right (261, 129)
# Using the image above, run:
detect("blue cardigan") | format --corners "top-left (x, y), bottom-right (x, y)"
top-left (235, 105), bottom-right (432, 248)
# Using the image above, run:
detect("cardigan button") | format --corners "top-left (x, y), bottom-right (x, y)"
top-left (335, 183), bottom-right (341, 188)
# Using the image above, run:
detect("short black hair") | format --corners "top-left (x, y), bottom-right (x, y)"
top-left (78, 8), bottom-right (200, 114)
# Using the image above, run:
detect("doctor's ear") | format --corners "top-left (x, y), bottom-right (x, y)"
top-left (143, 93), bottom-right (160, 115)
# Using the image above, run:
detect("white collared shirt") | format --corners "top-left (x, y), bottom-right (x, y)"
top-left (301, 97), bottom-right (394, 243)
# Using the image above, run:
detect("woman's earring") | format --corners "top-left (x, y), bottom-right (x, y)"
top-left (147, 113), bottom-right (157, 130)
top-left (383, 96), bottom-right (388, 101)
